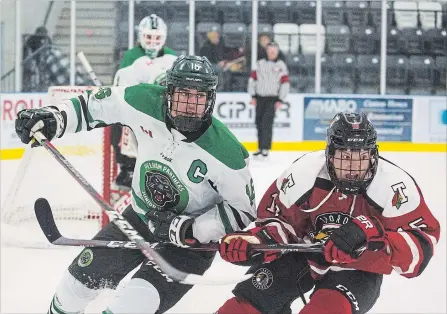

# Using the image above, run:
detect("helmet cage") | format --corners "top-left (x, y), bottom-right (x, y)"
top-left (325, 112), bottom-right (379, 194)
top-left (166, 86), bottom-right (216, 132)
top-left (165, 55), bottom-right (218, 132)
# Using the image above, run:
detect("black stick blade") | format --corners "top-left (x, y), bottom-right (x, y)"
top-left (34, 198), bottom-right (62, 243)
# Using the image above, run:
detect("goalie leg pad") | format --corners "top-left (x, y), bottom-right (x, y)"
top-left (105, 278), bottom-right (160, 314)
top-left (49, 270), bottom-right (100, 314)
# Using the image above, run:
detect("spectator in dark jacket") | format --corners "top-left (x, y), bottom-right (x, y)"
top-left (199, 30), bottom-right (243, 72)
top-left (199, 30), bottom-right (244, 90)
top-left (24, 26), bottom-right (52, 55)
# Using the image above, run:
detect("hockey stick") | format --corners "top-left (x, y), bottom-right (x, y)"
top-left (77, 51), bottom-right (102, 87)
top-left (34, 197), bottom-right (324, 253)
top-left (77, 51), bottom-right (135, 210)
top-left (31, 131), bottom-right (252, 285)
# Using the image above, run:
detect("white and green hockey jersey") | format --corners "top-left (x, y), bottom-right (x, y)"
top-left (55, 84), bottom-right (256, 243)
top-left (113, 54), bottom-right (177, 86)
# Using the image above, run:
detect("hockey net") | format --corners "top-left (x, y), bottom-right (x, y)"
top-left (1, 86), bottom-right (125, 248)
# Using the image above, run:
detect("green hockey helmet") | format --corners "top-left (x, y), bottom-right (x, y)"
top-left (165, 55), bottom-right (218, 132)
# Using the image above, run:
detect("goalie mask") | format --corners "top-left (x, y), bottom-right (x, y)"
top-left (165, 55), bottom-right (218, 133)
top-left (325, 112), bottom-right (379, 195)
top-left (138, 14), bottom-right (167, 58)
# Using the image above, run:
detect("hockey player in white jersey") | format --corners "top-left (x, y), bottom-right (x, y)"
top-left (15, 55), bottom-right (256, 314)
top-left (113, 52), bottom-right (177, 86)
top-left (112, 14), bottom-right (177, 190)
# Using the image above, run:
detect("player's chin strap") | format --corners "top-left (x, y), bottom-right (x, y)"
top-left (31, 131), bottom-right (252, 286)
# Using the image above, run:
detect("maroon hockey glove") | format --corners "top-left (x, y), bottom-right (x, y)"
top-left (324, 215), bottom-right (386, 263)
top-left (219, 227), bottom-right (282, 266)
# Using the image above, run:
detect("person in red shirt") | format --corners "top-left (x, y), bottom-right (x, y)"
top-left (217, 112), bottom-right (440, 314)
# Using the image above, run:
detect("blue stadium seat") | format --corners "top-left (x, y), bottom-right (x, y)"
top-left (222, 23), bottom-right (247, 49)
top-left (300, 54), bottom-right (331, 93)
top-left (195, 1), bottom-right (220, 24)
top-left (326, 25), bottom-right (351, 53)
top-left (357, 55), bottom-right (380, 94)
top-left (285, 54), bottom-right (306, 92)
top-left (166, 0), bottom-right (190, 22)
top-left (247, 23), bottom-right (273, 40)
top-left (409, 56), bottom-right (435, 95)
top-left (345, 1), bottom-right (369, 27)
top-left (387, 27), bottom-right (402, 54)
top-left (426, 28), bottom-right (447, 55)
top-left (267, 1), bottom-right (296, 24)
top-left (329, 54), bottom-right (356, 94)
top-left (258, 1), bottom-right (272, 24)
top-left (322, 1), bottom-right (345, 25)
top-left (443, 2), bottom-right (447, 27)
top-left (226, 71), bottom-right (249, 91)
top-left (166, 22), bottom-right (189, 55)
top-left (299, 54), bottom-right (316, 93)
top-left (435, 56), bottom-right (446, 95)
top-left (134, 1), bottom-right (168, 21)
top-left (400, 28), bottom-right (426, 55)
top-left (218, 1), bottom-right (247, 24)
top-left (370, 1), bottom-right (394, 28)
top-left (296, 1), bottom-right (317, 25)
top-left (386, 55), bottom-right (409, 94)
top-left (352, 26), bottom-right (378, 54)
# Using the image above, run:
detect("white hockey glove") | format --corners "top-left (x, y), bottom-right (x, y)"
top-left (15, 106), bottom-right (65, 144)
top-left (146, 210), bottom-right (198, 247)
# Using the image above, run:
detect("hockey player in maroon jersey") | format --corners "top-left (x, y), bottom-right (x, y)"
top-left (216, 112), bottom-right (440, 314)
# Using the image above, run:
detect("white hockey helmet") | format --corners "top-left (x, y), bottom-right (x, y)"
top-left (138, 14), bottom-right (167, 58)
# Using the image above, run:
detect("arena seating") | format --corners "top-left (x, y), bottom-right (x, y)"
top-left (114, 0), bottom-right (446, 95)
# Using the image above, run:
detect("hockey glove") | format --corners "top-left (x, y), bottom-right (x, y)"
top-left (220, 227), bottom-right (282, 266)
top-left (324, 215), bottom-right (387, 263)
top-left (146, 210), bottom-right (197, 248)
top-left (15, 107), bottom-right (65, 144)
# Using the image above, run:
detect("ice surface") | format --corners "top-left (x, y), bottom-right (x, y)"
top-left (1, 152), bottom-right (445, 313)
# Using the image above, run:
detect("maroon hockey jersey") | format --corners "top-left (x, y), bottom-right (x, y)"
top-left (255, 151), bottom-right (440, 280)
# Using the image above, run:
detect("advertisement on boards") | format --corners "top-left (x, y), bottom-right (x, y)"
top-left (0, 93), bottom-right (104, 156)
top-left (412, 96), bottom-right (447, 143)
top-left (1, 93), bottom-right (46, 149)
top-left (214, 93), bottom-right (302, 142)
top-left (303, 96), bottom-right (413, 141)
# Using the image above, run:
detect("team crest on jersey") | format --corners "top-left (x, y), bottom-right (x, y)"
top-left (252, 268), bottom-right (274, 290)
top-left (391, 182), bottom-right (408, 209)
top-left (140, 160), bottom-right (189, 213)
top-left (77, 249), bottom-right (94, 267)
top-left (280, 174), bottom-right (295, 194)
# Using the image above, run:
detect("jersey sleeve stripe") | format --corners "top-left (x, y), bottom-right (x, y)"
top-left (69, 97), bottom-right (83, 132)
top-left (217, 202), bottom-right (235, 234)
top-left (406, 229), bottom-right (434, 275)
top-left (78, 95), bottom-right (93, 131)
top-left (228, 204), bottom-right (248, 230)
top-left (256, 217), bottom-right (298, 238)
top-left (393, 231), bottom-right (420, 275)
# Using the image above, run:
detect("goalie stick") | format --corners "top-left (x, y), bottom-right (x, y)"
top-left (77, 51), bottom-right (102, 87)
top-left (31, 131), bottom-right (252, 285)
top-left (34, 197), bottom-right (324, 253)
